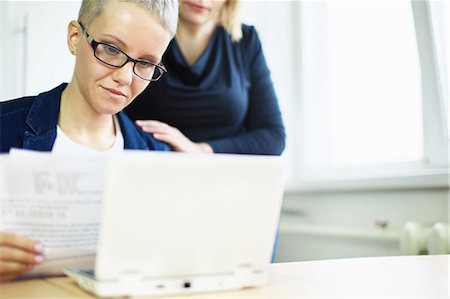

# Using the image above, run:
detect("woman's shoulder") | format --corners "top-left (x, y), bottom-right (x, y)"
top-left (219, 24), bottom-right (259, 44)
top-left (237, 24), bottom-right (264, 55)
top-left (0, 84), bottom-right (66, 126)
top-left (116, 112), bottom-right (170, 151)
top-left (0, 94), bottom-right (44, 122)
top-left (0, 95), bottom-right (35, 116)
top-left (235, 24), bottom-right (264, 63)
top-left (240, 24), bottom-right (261, 44)
top-left (0, 84), bottom-right (66, 117)
top-left (241, 24), bottom-right (257, 36)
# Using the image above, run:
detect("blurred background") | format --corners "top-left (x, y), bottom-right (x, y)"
top-left (1, 0), bottom-right (448, 261)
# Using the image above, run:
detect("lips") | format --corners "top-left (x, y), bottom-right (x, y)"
top-left (186, 2), bottom-right (209, 12)
top-left (105, 87), bottom-right (126, 97)
top-left (102, 86), bottom-right (128, 102)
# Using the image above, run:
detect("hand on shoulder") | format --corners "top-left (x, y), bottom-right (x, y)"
top-left (136, 120), bottom-right (213, 153)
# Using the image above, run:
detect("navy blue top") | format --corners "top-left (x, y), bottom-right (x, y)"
top-left (125, 25), bottom-right (285, 155)
top-left (0, 83), bottom-right (170, 153)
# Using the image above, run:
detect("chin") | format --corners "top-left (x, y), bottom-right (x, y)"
top-left (97, 105), bottom-right (123, 116)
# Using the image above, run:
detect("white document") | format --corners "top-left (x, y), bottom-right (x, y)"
top-left (0, 150), bottom-right (106, 277)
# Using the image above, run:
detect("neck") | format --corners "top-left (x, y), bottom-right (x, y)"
top-left (178, 18), bottom-right (218, 40)
top-left (59, 82), bottom-right (116, 151)
top-left (175, 20), bottom-right (219, 65)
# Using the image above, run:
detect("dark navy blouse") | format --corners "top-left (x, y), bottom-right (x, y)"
top-left (125, 25), bottom-right (285, 155)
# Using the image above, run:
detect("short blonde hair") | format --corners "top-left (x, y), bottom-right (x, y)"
top-left (219, 0), bottom-right (242, 42)
top-left (78, 0), bottom-right (179, 38)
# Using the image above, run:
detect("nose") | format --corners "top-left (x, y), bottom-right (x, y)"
top-left (112, 61), bottom-right (134, 86)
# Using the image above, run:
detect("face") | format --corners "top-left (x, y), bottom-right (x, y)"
top-left (68, 2), bottom-right (172, 116)
top-left (179, 0), bottom-right (227, 27)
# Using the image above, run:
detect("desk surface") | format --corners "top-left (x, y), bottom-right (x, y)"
top-left (1, 254), bottom-right (448, 298)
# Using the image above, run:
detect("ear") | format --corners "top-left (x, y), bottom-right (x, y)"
top-left (67, 20), bottom-right (81, 55)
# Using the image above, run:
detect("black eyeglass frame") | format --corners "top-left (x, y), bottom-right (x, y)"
top-left (79, 22), bottom-right (166, 82)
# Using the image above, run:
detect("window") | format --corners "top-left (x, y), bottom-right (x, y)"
top-left (241, 1), bottom-right (447, 186)
top-left (294, 1), bottom-right (448, 183)
top-left (301, 1), bottom-right (422, 169)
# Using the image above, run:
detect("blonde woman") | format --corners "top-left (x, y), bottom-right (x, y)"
top-left (1, 0), bottom-right (177, 154)
top-left (126, 0), bottom-right (286, 155)
top-left (0, 0), bottom-right (178, 281)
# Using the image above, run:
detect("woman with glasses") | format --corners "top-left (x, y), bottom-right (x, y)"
top-left (0, 0), bottom-right (177, 154)
top-left (125, 0), bottom-right (286, 155)
top-left (0, 0), bottom-right (178, 282)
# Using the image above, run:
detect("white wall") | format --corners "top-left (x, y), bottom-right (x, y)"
top-left (0, 1), bottom-right (80, 101)
top-left (278, 188), bottom-right (448, 261)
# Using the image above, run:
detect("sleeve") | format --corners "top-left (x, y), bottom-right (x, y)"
top-left (208, 26), bottom-right (286, 155)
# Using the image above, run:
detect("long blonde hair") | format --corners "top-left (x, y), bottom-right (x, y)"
top-left (219, 0), bottom-right (242, 42)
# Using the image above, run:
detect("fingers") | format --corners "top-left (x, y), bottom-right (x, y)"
top-left (152, 134), bottom-right (207, 153)
top-left (151, 133), bottom-right (178, 147)
top-left (0, 233), bottom-right (44, 281)
top-left (0, 246), bottom-right (43, 265)
top-left (135, 120), bottom-right (208, 153)
top-left (0, 261), bottom-right (32, 275)
top-left (135, 120), bottom-right (173, 134)
top-left (0, 232), bottom-right (42, 255)
top-left (135, 120), bottom-right (165, 126)
top-left (135, 120), bottom-right (185, 150)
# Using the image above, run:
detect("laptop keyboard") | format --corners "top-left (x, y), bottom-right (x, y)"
top-left (79, 268), bottom-right (95, 278)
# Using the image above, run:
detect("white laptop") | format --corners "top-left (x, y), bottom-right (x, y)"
top-left (65, 151), bottom-right (285, 297)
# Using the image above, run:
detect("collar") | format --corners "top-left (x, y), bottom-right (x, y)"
top-left (116, 111), bottom-right (149, 150)
top-left (23, 83), bottom-right (67, 151)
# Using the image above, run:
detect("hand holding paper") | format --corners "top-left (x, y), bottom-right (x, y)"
top-left (1, 150), bottom-right (105, 278)
top-left (0, 232), bottom-right (44, 282)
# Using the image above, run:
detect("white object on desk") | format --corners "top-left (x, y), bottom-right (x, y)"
top-left (65, 152), bottom-right (285, 298)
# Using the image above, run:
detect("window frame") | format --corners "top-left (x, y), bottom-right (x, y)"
top-left (287, 0), bottom-right (449, 191)
top-left (411, 0), bottom-right (448, 165)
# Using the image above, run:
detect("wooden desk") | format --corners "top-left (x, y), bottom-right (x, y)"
top-left (1, 255), bottom-right (447, 298)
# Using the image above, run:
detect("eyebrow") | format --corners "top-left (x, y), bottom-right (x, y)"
top-left (102, 33), bottom-right (160, 62)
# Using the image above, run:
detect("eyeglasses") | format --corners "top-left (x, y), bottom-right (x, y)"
top-left (79, 22), bottom-right (166, 81)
